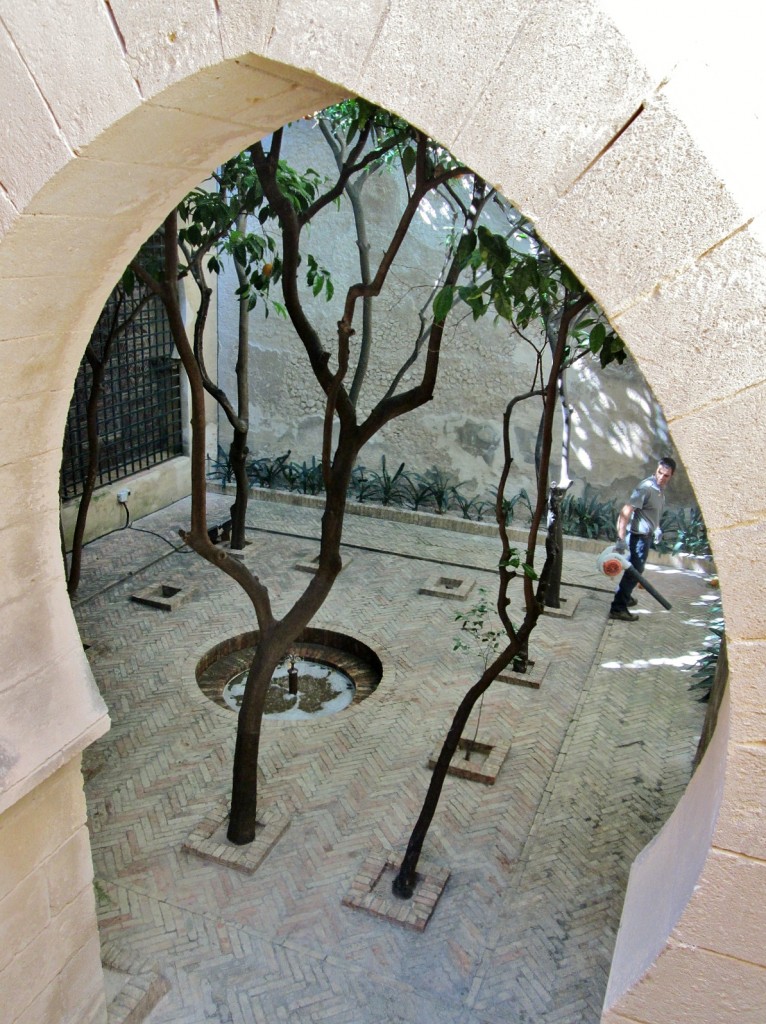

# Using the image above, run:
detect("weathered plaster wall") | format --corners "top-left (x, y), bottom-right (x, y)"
top-left (216, 120), bottom-right (695, 509)
top-left (0, 2), bottom-right (763, 1023)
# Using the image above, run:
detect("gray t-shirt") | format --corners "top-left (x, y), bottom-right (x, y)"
top-left (628, 477), bottom-right (665, 534)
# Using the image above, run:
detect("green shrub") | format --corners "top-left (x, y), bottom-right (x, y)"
top-left (659, 506), bottom-right (710, 557)
top-left (688, 600), bottom-right (724, 702)
top-left (559, 486), bottom-right (616, 540)
top-left (207, 444), bottom-right (235, 484)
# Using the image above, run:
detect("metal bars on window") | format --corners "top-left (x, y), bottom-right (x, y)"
top-left (60, 232), bottom-right (184, 501)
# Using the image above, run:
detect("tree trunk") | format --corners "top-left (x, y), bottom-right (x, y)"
top-left (544, 484), bottom-right (566, 609)
top-left (228, 427), bottom-right (249, 550)
top-left (67, 359), bottom-right (106, 596)
top-left (229, 221), bottom-right (251, 551)
top-left (227, 630), bottom-right (283, 843)
top-left (226, 445), bottom-right (356, 841)
top-left (392, 633), bottom-right (536, 897)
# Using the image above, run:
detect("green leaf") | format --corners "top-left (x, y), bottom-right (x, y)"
top-left (455, 231), bottom-right (476, 268)
top-left (432, 285), bottom-right (454, 323)
top-left (588, 322), bottom-right (606, 353)
top-left (400, 145), bottom-right (416, 176)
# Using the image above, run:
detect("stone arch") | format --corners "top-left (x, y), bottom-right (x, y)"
top-left (0, 4), bottom-right (763, 1023)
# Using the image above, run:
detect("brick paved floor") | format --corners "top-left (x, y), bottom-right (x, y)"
top-left (74, 493), bottom-right (712, 1024)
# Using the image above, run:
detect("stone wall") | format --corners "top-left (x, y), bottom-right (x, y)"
top-left (216, 120), bottom-right (695, 510)
top-left (0, 759), bottom-right (105, 1024)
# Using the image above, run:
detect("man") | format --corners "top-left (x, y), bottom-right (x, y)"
top-left (609, 457), bottom-right (676, 622)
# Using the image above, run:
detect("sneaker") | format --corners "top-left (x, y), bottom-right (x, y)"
top-left (628, 597), bottom-right (638, 607)
top-left (609, 609), bottom-right (639, 622)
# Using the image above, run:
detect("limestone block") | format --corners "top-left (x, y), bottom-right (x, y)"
top-left (1, 0), bottom-right (138, 152)
top-left (81, 98), bottom-right (310, 184)
top-left (714, 741), bottom-right (766, 861)
top-left (0, 585), bottom-right (86, 687)
top-left (0, 612), bottom-right (108, 813)
top-left (711, 523), bottom-right (766, 643)
top-left (611, 940), bottom-right (766, 1024)
top-left (10, 978), bottom-right (66, 1024)
top-left (218, 0), bottom-right (280, 57)
top-left (0, 189), bottom-right (18, 242)
top-left (45, 826), bottom-right (94, 917)
top-left (452, 0), bottom-right (652, 218)
top-left (0, 212), bottom-right (161, 284)
top-left (537, 93), bottom-right (744, 317)
top-left (262, 0), bottom-right (399, 112)
top-left (726, 641), bottom-right (766, 744)
top-left (0, 276), bottom-right (104, 347)
top-left (0, 333), bottom-right (88, 403)
top-left (678, 847), bottom-right (766, 967)
top-left (52, 884), bottom-right (100, 974)
top-left (108, 0), bottom-right (226, 98)
top-left (12, 939), bottom-right (106, 1024)
top-left (0, 497), bottom-right (67, 606)
top-left (0, 388), bottom-right (75, 468)
top-left (27, 154), bottom-right (195, 222)
top-left (602, 1), bottom-right (765, 221)
top-left (57, 931), bottom-right (107, 1024)
top-left (0, 449), bottom-right (64, 530)
top-left (359, 0), bottom-right (541, 153)
top-left (1, 884), bottom-right (96, 1023)
top-left (152, 57), bottom-right (310, 126)
top-left (0, 23), bottom-right (70, 211)
top-left (152, 56), bottom-right (345, 148)
top-left (0, 762), bottom-right (86, 899)
top-left (0, 869), bottom-right (50, 970)
top-left (668, 387), bottom-right (766, 531)
top-left (613, 218), bottom-right (766, 420)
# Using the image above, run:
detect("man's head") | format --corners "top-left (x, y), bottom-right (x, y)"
top-left (654, 457), bottom-right (676, 488)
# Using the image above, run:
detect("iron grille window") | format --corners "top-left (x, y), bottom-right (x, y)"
top-left (60, 233), bottom-right (184, 501)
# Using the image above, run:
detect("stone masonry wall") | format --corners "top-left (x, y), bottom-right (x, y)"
top-left (0, 758), bottom-right (105, 1024)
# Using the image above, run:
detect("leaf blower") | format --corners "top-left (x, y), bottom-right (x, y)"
top-left (596, 544), bottom-right (672, 610)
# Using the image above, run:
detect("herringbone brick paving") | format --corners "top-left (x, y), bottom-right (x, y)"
top-left (75, 494), bottom-right (710, 1023)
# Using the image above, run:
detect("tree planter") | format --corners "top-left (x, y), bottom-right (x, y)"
top-left (427, 733), bottom-right (511, 784)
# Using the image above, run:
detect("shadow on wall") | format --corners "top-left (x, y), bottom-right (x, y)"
top-left (213, 117), bottom-right (693, 512)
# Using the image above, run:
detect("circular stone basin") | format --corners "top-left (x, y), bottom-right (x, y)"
top-left (196, 628), bottom-right (382, 720)
top-left (223, 658), bottom-right (355, 719)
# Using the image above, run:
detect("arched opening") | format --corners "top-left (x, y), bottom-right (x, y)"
top-left (0, 7), bottom-right (763, 1024)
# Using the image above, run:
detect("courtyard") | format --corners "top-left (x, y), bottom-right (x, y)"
top-left (77, 492), bottom-right (710, 1024)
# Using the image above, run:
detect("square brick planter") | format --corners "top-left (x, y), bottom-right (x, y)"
top-left (418, 575), bottom-right (475, 600)
top-left (183, 800), bottom-right (289, 874)
top-left (342, 852), bottom-right (450, 931)
top-left (427, 734), bottom-right (511, 784)
top-left (497, 657), bottom-right (550, 689)
top-left (130, 581), bottom-right (197, 612)
top-left (542, 591), bottom-right (582, 618)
